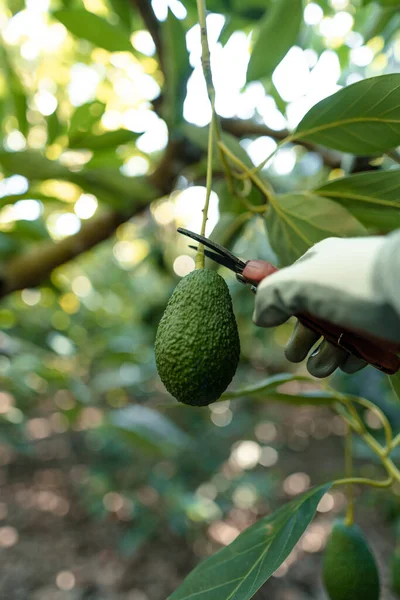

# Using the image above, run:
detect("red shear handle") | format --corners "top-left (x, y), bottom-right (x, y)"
top-left (243, 260), bottom-right (400, 375)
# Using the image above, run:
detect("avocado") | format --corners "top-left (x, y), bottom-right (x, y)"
top-left (155, 268), bottom-right (240, 406)
top-left (323, 520), bottom-right (380, 600)
top-left (391, 548), bottom-right (400, 597)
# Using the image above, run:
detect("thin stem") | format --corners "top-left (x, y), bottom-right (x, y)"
top-left (334, 475), bottom-right (394, 489)
top-left (384, 457), bottom-right (400, 484)
top-left (195, 0), bottom-right (215, 269)
top-left (240, 138), bottom-right (288, 178)
top-left (345, 425), bottom-right (354, 526)
top-left (353, 395), bottom-right (393, 452)
top-left (391, 432), bottom-right (400, 450)
top-left (333, 401), bottom-right (364, 434)
top-left (195, 110), bottom-right (215, 269)
top-left (330, 387), bottom-right (393, 452)
top-left (220, 118), bottom-right (342, 169)
top-left (218, 141), bottom-right (274, 203)
top-left (388, 373), bottom-right (400, 403)
top-left (335, 395), bottom-right (400, 486)
top-left (196, 0), bottom-right (234, 193)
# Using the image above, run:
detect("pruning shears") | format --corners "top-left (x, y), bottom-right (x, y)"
top-left (177, 227), bottom-right (400, 375)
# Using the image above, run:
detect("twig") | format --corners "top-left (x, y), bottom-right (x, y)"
top-left (195, 0), bottom-right (224, 268)
top-left (1, 210), bottom-right (132, 296)
top-left (344, 425), bottom-right (354, 526)
top-left (220, 117), bottom-right (342, 169)
top-left (196, 0), bottom-right (234, 195)
top-left (196, 109), bottom-right (215, 269)
top-left (0, 139), bottom-right (199, 298)
top-left (218, 141), bottom-right (273, 204)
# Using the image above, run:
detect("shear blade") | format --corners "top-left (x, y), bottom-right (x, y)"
top-left (177, 227), bottom-right (246, 274)
top-left (188, 245), bottom-right (240, 271)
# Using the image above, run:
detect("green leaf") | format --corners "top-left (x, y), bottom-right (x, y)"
top-left (0, 234), bottom-right (21, 259)
top-left (0, 192), bottom-right (68, 209)
top-left (162, 10), bottom-right (192, 128)
top-left (73, 169), bottom-right (156, 209)
top-left (208, 213), bottom-right (252, 256)
top-left (247, 0), bottom-right (303, 83)
top-left (222, 373), bottom-right (334, 405)
top-left (110, 405), bottom-right (191, 455)
top-left (7, 0), bottom-right (25, 14)
top-left (53, 9), bottom-right (135, 54)
top-left (0, 150), bottom-right (72, 180)
top-left (362, 5), bottom-right (399, 41)
top-left (316, 170), bottom-right (400, 233)
top-left (266, 192), bottom-right (367, 265)
top-left (108, 0), bottom-right (133, 27)
top-left (218, 15), bottom-right (253, 46)
top-left (46, 110), bottom-right (64, 146)
top-left (216, 179), bottom-right (263, 215)
top-left (69, 128), bottom-right (138, 150)
top-left (168, 484), bottom-right (331, 600)
top-left (85, 149), bottom-right (125, 169)
top-left (1, 45), bottom-right (28, 137)
top-left (294, 74), bottom-right (400, 155)
top-left (365, 0), bottom-right (400, 5)
top-left (0, 151), bottom-right (156, 211)
top-left (12, 219), bottom-right (50, 242)
top-left (216, 180), bottom-right (243, 214)
top-left (388, 372), bottom-right (400, 403)
top-left (68, 101), bottom-right (105, 142)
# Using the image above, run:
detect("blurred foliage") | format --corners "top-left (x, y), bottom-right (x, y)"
top-left (0, 0), bottom-right (399, 592)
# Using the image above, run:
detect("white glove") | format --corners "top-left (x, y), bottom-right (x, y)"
top-left (250, 235), bottom-right (400, 377)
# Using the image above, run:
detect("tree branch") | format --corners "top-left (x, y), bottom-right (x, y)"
top-left (130, 0), bottom-right (164, 71)
top-left (0, 138), bottom-right (201, 299)
top-left (220, 118), bottom-right (342, 169)
top-left (2, 210), bottom-right (129, 296)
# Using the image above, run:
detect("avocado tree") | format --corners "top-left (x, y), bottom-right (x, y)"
top-left (1, 0), bottom-right (400, 598)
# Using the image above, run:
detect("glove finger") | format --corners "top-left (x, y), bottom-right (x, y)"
top-left (285, 321), bottom-right (321, 363)
top-left (252, 304), bottom-right (290, 328)
top-left (340, 354), bottom-right (368, 374)
top-left (307, 340), bottom-right (348, 378)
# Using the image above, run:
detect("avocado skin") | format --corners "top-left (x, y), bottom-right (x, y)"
top-left (155, 269), bottom-right (240, 406)
top-left (323, 520), bottom-right (380, 600)
top-left (391, 548), bottom-right (400, 597)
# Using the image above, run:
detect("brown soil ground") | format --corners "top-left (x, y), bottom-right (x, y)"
top-left (0, 405), bottom-right (397, 600)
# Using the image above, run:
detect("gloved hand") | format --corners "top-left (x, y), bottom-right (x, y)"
top-left (247, 235), bottom-right (400, 378)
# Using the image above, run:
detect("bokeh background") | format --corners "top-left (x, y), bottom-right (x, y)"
top-left (0, 0), bottom-right (400, 598)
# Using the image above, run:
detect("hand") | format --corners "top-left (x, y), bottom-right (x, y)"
top-left (245, 236), bottom-right (398, 378)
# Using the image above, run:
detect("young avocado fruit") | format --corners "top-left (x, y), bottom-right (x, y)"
top-left (323, 519), bottom-right (380, 600)
top-left (155, 268), bottom-right (240, 406)
top-left (391, 548), bottom-right (400, 597)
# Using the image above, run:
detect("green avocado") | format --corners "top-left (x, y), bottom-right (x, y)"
top-left (155, 268), bottom-right (240, 406)
top-left (391, 548), bottom-right (400, 597)
top-left (323, 520), bottom-right (380, 600)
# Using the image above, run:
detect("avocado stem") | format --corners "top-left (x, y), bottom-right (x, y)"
top-left (195, 0), bottom-right (217, 270)
top-left (345, 425), bottom-right (355, 526)
top-left (196, 110), bottom-right (216, 269)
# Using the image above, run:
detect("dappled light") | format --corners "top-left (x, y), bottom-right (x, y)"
top-left (0, 0), bottom-right (399, 598)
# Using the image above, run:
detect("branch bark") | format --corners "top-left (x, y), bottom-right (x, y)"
top-left (220, 118), bottom-right (342, 169)
top-left (0, 117), bottom-right (343, 299)
top-left (130, 0), bottom-right (164, 71)
top-left (2, 210), bottom-right (129, 296)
